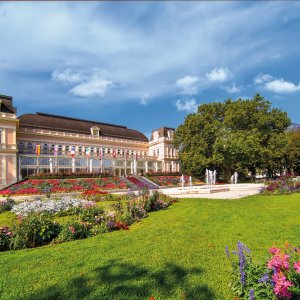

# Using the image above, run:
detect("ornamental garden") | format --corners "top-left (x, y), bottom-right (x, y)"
top-left (1, 95), bottom-right (300, 300)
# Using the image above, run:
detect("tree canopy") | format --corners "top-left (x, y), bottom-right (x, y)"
top-left (173, 94), bottom-right (291, 180)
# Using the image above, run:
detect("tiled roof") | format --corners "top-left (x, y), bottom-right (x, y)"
top-left (18, 112), bottom-right (149, 142)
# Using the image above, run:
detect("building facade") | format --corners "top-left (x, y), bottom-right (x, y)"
top-left (0, 94), bottom-right (179, 188)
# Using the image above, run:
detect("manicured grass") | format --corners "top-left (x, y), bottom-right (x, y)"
top-left (1, 194), bottom-right (300, 299)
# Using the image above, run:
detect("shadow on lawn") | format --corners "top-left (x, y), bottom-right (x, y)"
top-left (23, 260), bottom-right (215, 300)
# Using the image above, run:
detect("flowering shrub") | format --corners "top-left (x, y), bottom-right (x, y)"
top-left (226, 242), bottom-right (300, 299)
top-left (54, 221), bottom-right (91, 243)
top-left (0, 198), bottom-right (15, 213)
top-left (11, 197), bottom-right (96, 216)
top-left (262, 176), bottom-right (300, 195)
top-left (0, 226), bottom-right (12, 251)
top-left (10, 213), bottom-right (61, 249)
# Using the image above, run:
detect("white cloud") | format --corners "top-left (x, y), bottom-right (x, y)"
top-left (254, 73), bottom-right (273, 84)
top-left (52, 69), bottom-right (82, 83)
top-left (175, 98), bottom-right (198, 113)
top-left (176, 75), bottom-right (199, 95)
top-left (264, 79), bottom-right (300, 93)
top-left (225, 83), bottom-right (240, 94)
top-left (70, 77), bottom-right (112, 97)
top-left (139, 93), bottom-right (150, 105)
top-left (206, 68), bottom-right (232, 82)
top-left (254, 72), bottom-right (300, 93)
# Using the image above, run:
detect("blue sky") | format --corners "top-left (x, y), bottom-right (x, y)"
top-left (0, 2), bottom-right (300, 138)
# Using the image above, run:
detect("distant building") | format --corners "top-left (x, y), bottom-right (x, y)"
top-left (0, 94), bottom-right (179, 188)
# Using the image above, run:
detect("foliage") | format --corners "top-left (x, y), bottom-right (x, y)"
top-left (75, 206), bottom-right (105, 223)
top-left (0, 198), bottom-right (15, 213)
top-left (286, 128), bottom-right (300, 175)
top-left (54, 221), bottom-right (91, 243)
top-left (173, 94), bottom-right (291, 180)
top-left (11, 197), bottom-right (96, 216)
top-left (10, 213), bottom-right (60, 249)
top-left (227, 242), bottom-right (300, 299)
top-left (0, 226), bottom-right (12, 251)
top-left (262, 176), bottom-right (300, 195)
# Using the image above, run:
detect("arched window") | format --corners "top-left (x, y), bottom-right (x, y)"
top-left (18, 142), bottom-right (25, 153)
top-left (65, 145), bottom-right (69, 153)
top-left (79, 146), bottom-right (82, 154)
top-left (58, 145), bottom-right (62, 155)
top-left (27, 142), bottom-right (33, 153)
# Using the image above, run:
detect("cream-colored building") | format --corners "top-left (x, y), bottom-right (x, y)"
top-left (0, 94), bottom-right (179, 188)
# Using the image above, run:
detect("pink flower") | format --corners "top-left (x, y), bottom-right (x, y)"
top-left (294, 261), bottom-right (300, 273)
top-left (267, 252), bottom-right (290, 271)
top-left (273, 272), bottom-right (293, 299)
top-left (269, 247), bottom-right (281, 255)
top-left (69, 226), bottom-right (76, 235)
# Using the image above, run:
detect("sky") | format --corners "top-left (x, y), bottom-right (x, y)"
top-left (0, 2), bottom-right (300, 139)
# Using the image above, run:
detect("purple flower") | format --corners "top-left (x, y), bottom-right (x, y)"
top-left (238, 241), bottom-right (246, 287)
top-left (107, 221), bottom-right (115, 228)
top-left (259, 273), bottom-right (269, 283)
top-left (225, 246), bottom-right (230, 258)
top-left (249, 289), bottom-right (254, 300)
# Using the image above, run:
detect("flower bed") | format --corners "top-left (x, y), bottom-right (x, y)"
top-left (0, 191), bottom-right (177, 251)
top-left (11, 197), bottom-right (96, 217)
top-left (0, 177), bottom-right (129, 196)
top-left (145, 175), bottom-right (190, 187)
top-left (226, 241), bottom-right (300, 299)
top-left (262, 176), bottom-right (300, 195)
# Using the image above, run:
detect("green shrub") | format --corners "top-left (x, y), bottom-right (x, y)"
top-left (0, 198), bottom-right (15, 213)
top-left (54, 221), bottom-right (91, 243)
top-left (10, 213), bottom-right (61, 249)
top-left (76, 206), bottom-right (105, 223)
top-left (0, 226), bottom-right (12, 251)
top-left (89, 223), bottom-right (109, 235)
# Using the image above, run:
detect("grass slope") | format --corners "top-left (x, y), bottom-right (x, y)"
top-left (1, 194), bottom-right (300, 300)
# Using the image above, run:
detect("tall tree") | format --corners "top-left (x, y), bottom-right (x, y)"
top-left (173, 94), bottom-right (291, 180)
top-left (286, 128), bottom-right (300, 175)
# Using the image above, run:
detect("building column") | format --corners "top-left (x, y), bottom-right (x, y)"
top-left (12, 129), bottom-right (16, 146)
top-left (154, 161), bottom-right (158, 173)
top-left (12, 155), bottom-right (17, 180)
top-left (2, 128), bottom-right (6, 145)
top-left (89, 158), bottom-right (93, 173)
top-left (171, 161), bottom-right (174, 173)
top-left (71, 157), bottom-right (75, 173)
top-left (133, 158), bottom-right (137, 175)
top-left (145, 161), bottom-right (148, 173)
top-left (130, 161), bottom-right (133, 174)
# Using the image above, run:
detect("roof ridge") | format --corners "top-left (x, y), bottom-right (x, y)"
top-left (36, 112), bottom-right (127, 129)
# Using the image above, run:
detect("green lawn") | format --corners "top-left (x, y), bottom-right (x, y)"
top-left (1, 194), bottom-right (300, 299)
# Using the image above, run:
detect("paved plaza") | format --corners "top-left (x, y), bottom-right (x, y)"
top-left (160, 183), bottom-right (264, 199)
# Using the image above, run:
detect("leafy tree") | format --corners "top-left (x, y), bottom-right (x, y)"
top-left (173, 94), bottom-right (291, 180)
top-left (286, 128), bottom-right (300, 175)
